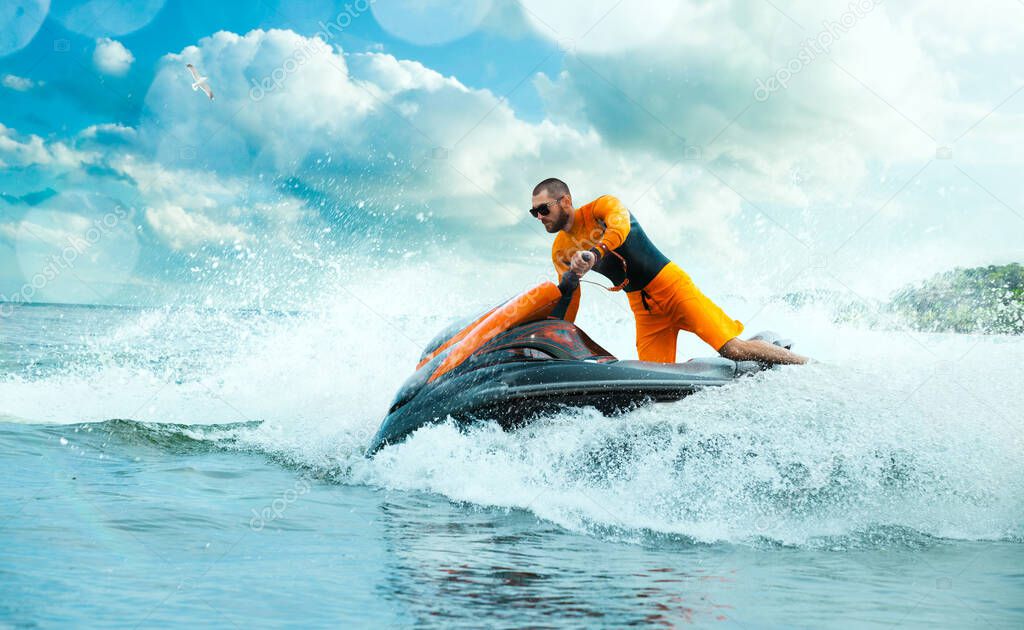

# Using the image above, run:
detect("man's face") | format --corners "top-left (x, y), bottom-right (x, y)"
top-left (531, 191), bottom-right (569, 233)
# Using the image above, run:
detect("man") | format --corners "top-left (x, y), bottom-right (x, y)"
top-left (531, 177), bottom-right (807, 365)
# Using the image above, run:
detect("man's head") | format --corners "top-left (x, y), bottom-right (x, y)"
top-left (531, 178), bottom-right (573, 233)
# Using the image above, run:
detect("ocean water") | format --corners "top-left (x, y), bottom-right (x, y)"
top-left (1, 293), bottom-right (1022, 628)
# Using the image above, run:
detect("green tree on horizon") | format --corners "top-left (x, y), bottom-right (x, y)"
top-left (890, 263), bottom-right (1024, 334)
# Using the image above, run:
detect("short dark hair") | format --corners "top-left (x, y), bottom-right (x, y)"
top-left (533, 177), bottom-right (570, 199)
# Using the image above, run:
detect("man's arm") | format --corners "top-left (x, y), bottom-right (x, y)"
top-left (719, 338), bottom-right (808, 365)
top-left (562, 286), bottom-right (581, 322)
top-left (589, 195), bottom-right (631, 256)
top-left (552, 247), bottom-right (582, 322)
top-left (566, 195), bottom-right (631, 279)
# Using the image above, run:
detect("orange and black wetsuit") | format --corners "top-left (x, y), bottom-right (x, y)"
top-left (552, 195), bottom-right (744, 362)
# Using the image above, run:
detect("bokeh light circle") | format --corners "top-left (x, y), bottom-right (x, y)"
top-left (14, 197), bottom-right (140, 305)
top-left (50, 0), bottom-right (166, 38)
top-left (517, 0), bottom-right (678, 54)
top-left (372, 0), bottom-right (492, 46)
top-left (0, 0), bottom-right (50, 58)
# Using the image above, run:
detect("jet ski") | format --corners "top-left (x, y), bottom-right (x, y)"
top-left (367, 270), bottom-right (792, 454)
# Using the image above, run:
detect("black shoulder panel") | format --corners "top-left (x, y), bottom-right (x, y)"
top-left (593, 213), bottom-right (670, 291)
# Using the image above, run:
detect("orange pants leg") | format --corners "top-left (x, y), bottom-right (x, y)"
top-left (633, 309), bottom-right (680, 363)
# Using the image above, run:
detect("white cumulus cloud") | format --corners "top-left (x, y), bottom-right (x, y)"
top-left (144, 204), bottom-right (250, 251)
top-left (0, 123), bottom-right (95, 168)
top-left (2, 74), bottom-right (41, 91)
top-left (7, 13), bottom-right (1021, 301)
top-left (93, 38), bottom-right (136, 76)
top-left (136, 28), bottom-right (750, 269)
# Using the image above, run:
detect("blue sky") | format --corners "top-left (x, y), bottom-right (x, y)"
top-left (1, 0), bottom-right (1022, 307)
top-left (1, 1), bottom-right (558, 136)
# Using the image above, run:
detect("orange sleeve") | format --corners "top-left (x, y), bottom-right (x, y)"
top-left (591, 195), bottom-right (631, 252)
top-left (552, 238), bottom-right (569, 278)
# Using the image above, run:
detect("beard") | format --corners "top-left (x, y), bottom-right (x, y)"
top-left (545, 211), bottom-right (569, 233)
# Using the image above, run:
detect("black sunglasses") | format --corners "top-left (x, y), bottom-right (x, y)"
top-left (530, 196), bottom-right (563, 218)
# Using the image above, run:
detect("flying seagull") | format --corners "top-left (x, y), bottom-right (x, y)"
top-left (186, 63), bottom-right (214, 100)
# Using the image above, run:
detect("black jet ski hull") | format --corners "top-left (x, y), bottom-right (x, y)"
top-left (366, 356), bottom-right (759, 453)
top-left (366, 277), bottom-right (792, 454)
